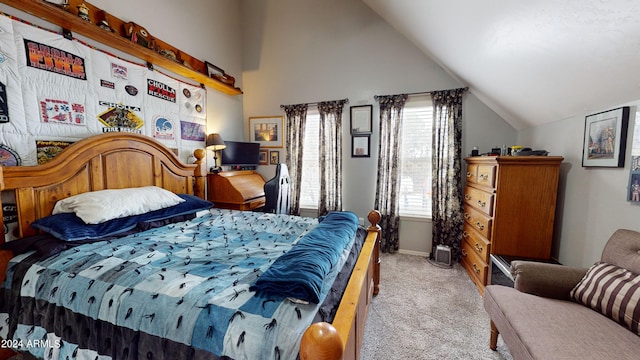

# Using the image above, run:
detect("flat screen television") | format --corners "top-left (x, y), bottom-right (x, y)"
top-left (220, 141), bottom-right (261, 167)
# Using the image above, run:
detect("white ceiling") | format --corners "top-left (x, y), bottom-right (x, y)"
top-left (363, 0), bottom-right (640, 130)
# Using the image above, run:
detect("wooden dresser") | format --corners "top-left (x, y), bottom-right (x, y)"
top-left (461, 156), bottom-right (563, 295)
top-left (207, 170), bottom-right (266, 210)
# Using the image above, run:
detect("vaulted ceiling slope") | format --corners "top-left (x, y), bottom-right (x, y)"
top-left (363, 0), bottom-right (640, 130)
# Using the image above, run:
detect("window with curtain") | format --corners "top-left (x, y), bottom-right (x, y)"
top-left (399, 97), bottom-right (433, 218)
top-left (299, 109), bottom-right (320, 208)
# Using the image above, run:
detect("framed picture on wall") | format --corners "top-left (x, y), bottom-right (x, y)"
top-left (204, 61), bottom-right (225, 78)
top-left (269, 150), bottom-right (280, 165)
top-left (249, 116), bottom-right (284, 148)
top-left (350, 105), bottom-right (372, 134)
top-left (582, 106), bottom-right (629, 167)
top-left (352, 135), bottom-right (370, 158)
top-left (259, 149), bottom-right (268, 165)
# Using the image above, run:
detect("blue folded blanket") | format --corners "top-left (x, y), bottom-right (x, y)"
top-left (250, 211), bottom-right (359, 303)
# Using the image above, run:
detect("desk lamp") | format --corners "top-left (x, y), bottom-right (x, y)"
top-left (206, 133), bottom-right (226, 173)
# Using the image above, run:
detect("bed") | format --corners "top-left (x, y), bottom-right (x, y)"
top-left (0, 132), bottom-right (381, 360)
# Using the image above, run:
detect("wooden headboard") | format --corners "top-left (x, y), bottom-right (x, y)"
top-left (0, 132), bottom-right (206, 241)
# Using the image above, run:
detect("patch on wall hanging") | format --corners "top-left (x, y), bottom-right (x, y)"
top-left (24, 39), bottom-right (87, 80)
top-left (97, 101), bottom-right (144, 133)
top-left (100, 79), bottom-right (115, 89)
top-left (0, 144), bottom-right (21, 166)
top-left (36, 140), bottom-right (73, 164)
top-left (111, 62), bottom-right (128, 80)
top-left (125, 85), bottom-right (138, 96)
top-left (147, 79), bottom-right (176, 103)
top-left (0, 81), bottom-right (8, 123)
top-left (180, 120), bottom-right (205, 141)
top-left (153, 116), bottom-right (174, 140)
top-left (39, 98), bottom-right (86, 125)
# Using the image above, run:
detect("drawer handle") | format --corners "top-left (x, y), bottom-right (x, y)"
top-left (462, 231), bottom-right (469, 239)
top-left (464, 213), bottom-right (471, 220)
top-left (461, 249), bottom-right (468, 257)
top-left (474, 242), bottom-right (483, 252)
top-left (477, 200), bottom-right (486, 208)
top-left (472, 263), bottom-right (481, 274)
top-left (479, 174), bottom-right (488, 181)
top-left (466, 172), bottom-right (473, 178)
top-left (464, 194), bottom-right (472, 201)
top-left (475, 221), bottom-right (484, 230)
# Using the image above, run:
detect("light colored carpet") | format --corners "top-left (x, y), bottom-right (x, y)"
top-left (360, 253), bottom-right (513, 360)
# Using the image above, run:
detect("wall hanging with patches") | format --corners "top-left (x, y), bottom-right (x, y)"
top-left (0, 81), bottom-right (8, 123)
top-left (0, 12), bottom-right (207, 165)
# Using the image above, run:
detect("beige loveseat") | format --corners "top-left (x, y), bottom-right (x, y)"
top-left (483, 229), bottom-right (640, 359)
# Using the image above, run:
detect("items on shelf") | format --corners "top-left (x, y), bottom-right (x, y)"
top-left (14, 0), bottom-right (242, 95)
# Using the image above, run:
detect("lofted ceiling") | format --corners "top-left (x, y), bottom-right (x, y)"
top-left (363, 0), bottom-right (640, 130)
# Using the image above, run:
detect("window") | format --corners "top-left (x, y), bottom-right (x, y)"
top-left (399, 97), bottom-right (433, 218)
top-left (299, 109), bottom-right (320, 208)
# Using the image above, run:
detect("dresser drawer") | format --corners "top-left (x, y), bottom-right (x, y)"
top-left (461, 240), bottom-right (488, 292)
top-left (463, 205), bottom-right (492, 239)
top-left (476, 164), bottom-right (496, 189)
top-left (462, 223), bottom-right (490, 263)
top-left (463, 186), bottom-right (494, 216)
top-left (465, 164), bottom-right (479, 184)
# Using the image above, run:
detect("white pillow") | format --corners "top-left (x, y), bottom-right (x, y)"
top-left (52, 186), bottom-right (185, 224)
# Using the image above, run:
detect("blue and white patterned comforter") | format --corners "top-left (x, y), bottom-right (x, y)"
top-left (0, 209), bottom-right (358, 360)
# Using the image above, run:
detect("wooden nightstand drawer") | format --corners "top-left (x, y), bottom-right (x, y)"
top-left (461, 240), bottom-right (488, 293)
top-left (463, 205), bottom-right (492, 239)
top-left (464, 186), bottom-right (494, 215)
top-left (463, 223), bottom-right (490, 262)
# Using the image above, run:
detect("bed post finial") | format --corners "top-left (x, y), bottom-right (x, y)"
top-left (367, 210), bottom-right (381, 232)
top-left (368, 209), bottom-right (381, 295)
top-left (299, 322), bottom-right (343, 360)
top-left (192, 148), bottom-right (207, 199)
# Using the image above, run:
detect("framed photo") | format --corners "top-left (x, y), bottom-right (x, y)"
top-left (259, 149), bottom-right (268, 165)
top-left (249, 116), bottom-right (284, 148)
top-left (582, 106), bottom-right (629, 167)
top-left (204, 61), bottom-right (225, 78)
top-left (350, 105), bottom-right (372, 134)
top-left (352, 135), bottom-right (370, 158)
top-left (269, 150), bottom-right (280, 165)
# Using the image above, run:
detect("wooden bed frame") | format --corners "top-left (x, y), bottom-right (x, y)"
top-left (0, 132), bottom-right (380, 360)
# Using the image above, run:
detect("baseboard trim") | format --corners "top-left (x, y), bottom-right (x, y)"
top-left (398, 249), bottom-right (430, 257)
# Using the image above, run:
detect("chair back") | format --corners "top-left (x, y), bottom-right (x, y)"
top-left (263, 163), bottom-right (291, 214)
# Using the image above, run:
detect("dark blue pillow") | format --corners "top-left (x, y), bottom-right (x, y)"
top-left (31, 194), bottom-right (212, 241)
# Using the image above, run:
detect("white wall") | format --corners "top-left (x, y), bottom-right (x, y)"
top-left (518, 103), bottom-right (640, 267)
top-left (241, 0), bottom-right (515, 254)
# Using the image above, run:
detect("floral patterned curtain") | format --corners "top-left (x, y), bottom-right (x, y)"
top-left (317, 100), bottom-right (347, 215)
top-left (430, 87), bottom-right (467, 260)
top-left (375, 94), bottom-right (408, 253)
top-left (283, 104), bottom-right (308, 215)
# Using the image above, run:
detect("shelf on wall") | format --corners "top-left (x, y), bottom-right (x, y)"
top-left (0, 0), bottom-right (242, 96)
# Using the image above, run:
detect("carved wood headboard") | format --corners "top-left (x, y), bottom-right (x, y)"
top-left (0, 132), bottom-right (206, 241)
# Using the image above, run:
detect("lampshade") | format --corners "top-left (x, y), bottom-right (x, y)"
top-left (206, 133), bottom-right (226, 151)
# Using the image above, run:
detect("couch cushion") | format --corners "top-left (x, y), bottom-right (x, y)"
top-left (570, 262), bottom-right (640, 335)
top-left (484, 285), bottom-right (640, 360)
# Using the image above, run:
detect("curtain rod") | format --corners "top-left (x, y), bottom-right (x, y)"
top-left (280, 98), bottom-right (349, 109)
top-left (374, 87), bottom-right (469, 100)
